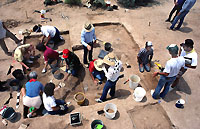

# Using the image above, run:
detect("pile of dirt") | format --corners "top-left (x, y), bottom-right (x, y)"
top-left (3, 19), bottom-right (20, 28)
top-left (107, 109), bottom-right (114, 113)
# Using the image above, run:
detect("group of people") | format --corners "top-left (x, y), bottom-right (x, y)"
top-left (137, 39), bottom-right (197, 99)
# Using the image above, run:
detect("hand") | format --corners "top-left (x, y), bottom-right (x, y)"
top-left (174, 2), bottom-right (178, 5)
top-left (140, 64), bottom-right (143, 67)
top-left (153, 72), bottom-right (158, 77)
top-left (94, 80), bottom-right (98, 85)
top-left (94, 40), bottom-right (97, 44)
top-left (177, 12), bottom-right (181, 16)
top-left (147, 63), bottom-right (151, 67)
top-left (87, 45), bottom-right (91, 51)
top-left (59, 105), bottom-right (65, 110)
top-left (27, 68), bottom-right (31, 71)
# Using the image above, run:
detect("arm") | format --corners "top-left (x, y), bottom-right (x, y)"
top-left (153, 71), bottom-right (169, 77)
top-left (44, 61), bottom-right (48, 70)
top-left (2, 22), bottom-right (8, 31)
top-left (81, 31), bottom-right (91, 50)
top-left (51, 106), bottom-right (60, 111)
top-left (185, 64), bottom-right (196, 69)
top-left (41, 35), bottom-right (46, 44)
top-left (44, 36), bottom-right (51, 46)
top-left (93, 29), bottom-right (97, 43)
top-left (137, 56), bottom-right (143, 65)
top-left (179, 46), bottom-right (183, 56)
top-left (19, 61), bottom-right (30, 70)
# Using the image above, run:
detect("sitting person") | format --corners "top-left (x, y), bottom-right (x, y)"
top-left (43, 83), bottom-right (68, 115)
top-left (36, 43), bottom-right (59, 73)
top-left (14, 44), bottom-right (36, 72)
top-left (33, 25), bottom-right (63, 46)
top-left (89, 59), bottom-right (105, 85)
top-left (95, 53), bottom-right (122, 103)
top-left (21, 71), bottom-right (44, 118)
top-left (62, 49), bottom-right (81, 81)
top-left (137, 41), bottom-right (153, 73)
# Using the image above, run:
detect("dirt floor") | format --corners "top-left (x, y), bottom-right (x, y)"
top-left (0, 0), bottom-right (200, 129)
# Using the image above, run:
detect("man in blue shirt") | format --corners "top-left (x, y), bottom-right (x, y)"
top-left (166, 0), bottom-right (186, 22)
top-left (169, 0), bottom-right (196, 30)
top-left (81, 23), bottom-right (97, 68)
top-left (21, 71), bottom-right (44, 118)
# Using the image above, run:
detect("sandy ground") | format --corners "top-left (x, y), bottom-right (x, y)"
top-left (0, 0), bottom-right (200, 129)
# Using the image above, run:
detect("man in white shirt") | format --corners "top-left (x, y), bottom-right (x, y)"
top-left (0, 20), bottom-right (21, 56)
top-left (151, 44), bottom-right (185, 99)
top-left (171, 39), bottom-right (197, 88)
top-left (33, 25), bottom-right (63, 46)
top-left (95, 53), bottom-right (122, 103)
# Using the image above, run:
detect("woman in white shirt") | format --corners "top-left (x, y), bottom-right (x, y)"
top-left (43, 83), bottom-right (68, 115)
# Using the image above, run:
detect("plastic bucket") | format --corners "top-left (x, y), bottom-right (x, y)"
top-left (104, 103), bottom-right (117, 119)
top-left (129, 74), bottom-right (140, 89)
top-left (91, 120), bottom-right (104, 129)
top-left (74, 92), bottom-right (85, 105)
top-left (2, 107), bottom-right (17, 121)
top-left (133, 87), bottom-right (146, 102)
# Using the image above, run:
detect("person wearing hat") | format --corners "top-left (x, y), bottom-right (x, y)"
top-left (95, 53), bottom-right (122, 103)
top-left (0, 20), bottom-right (22, 56)
top-left (81, 23), bottom-right (97, 68)
top-left (36, 43), bottom-right (59, 73)
top-left (43, 82), bottom-right (68, 115)
top-left (33, 25), bottom-right (63, 46)
top-left (62, 49), bottom-right (81, 81)
top-left (170, 39), bottom-right (197, 89)
top-left (21, 71), bottom-right (44, 118)
top-left (151, 44), bottom-right (185, 99)
top-left (137, 41), bottom-right (154, 73)
top-left (89, 59), bottom-right (105, 85)
top-left (14, 44), bottom-right (36, 72)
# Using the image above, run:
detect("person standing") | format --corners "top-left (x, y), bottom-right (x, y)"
top-left (137, 41), bottom-right (153, 73)
top-left (169, 0), bottom-right (196, 30)
top-left (33, 25), bottom-right (63, 45)
top-left (0, 20), bottom-right (21, 56)
top-left (95, 53), bottom-right (122, 103)
top-left (81, 23), bottom-right (97, 68)
top-left (170, 39), bottom-right (197, 89)
top-left (165, 0), bottom-right (186, 22)
top-left (151, 44), bottom-right (185, 99)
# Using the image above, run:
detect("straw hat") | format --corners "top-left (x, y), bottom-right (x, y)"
top-left (84, 23), bottom-right (94, 32)
top-left (103, 53), bottom-right (118, 66)
top-left (94, 59), bottom-right (104, 71)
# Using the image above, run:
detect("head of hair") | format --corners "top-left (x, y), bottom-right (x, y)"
top-left (33, 25), bottom-right (41, 32)
top-left (185, 39), bottom-right (194, 49)
top-left (36, 43), bottom-right (46, 52)
top-left (44, 83), bottom-right (55, 97)
top-left (29, 71), bottom-right (38, 79)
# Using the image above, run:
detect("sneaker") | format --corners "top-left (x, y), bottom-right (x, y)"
top-left (27, 112), bottom-right (32, 118)
top-left (95, 98), bottom-right (103, 103)
top-left (84, 64), bottom-right (89, 68)
top-left (42, 68), bottom-right (47, 73)
top-left (168, 86), bottom-right (174, 92)
top-left (165, 19), bottom-right (170, 22)
top-left (151, 90), bottom-right (154, 96)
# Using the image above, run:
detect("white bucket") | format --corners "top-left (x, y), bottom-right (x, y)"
top-left (133, 87), bottom-right (146, 102)
top-left (129, 75), bottom-right (140, 89)
top-left (104, 103), bottom-right (117, 119)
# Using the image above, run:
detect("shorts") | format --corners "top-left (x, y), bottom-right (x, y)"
top-left (23, 96), bottom-right (42, 109)
top-left (177, 68), bottom-right (187, 78)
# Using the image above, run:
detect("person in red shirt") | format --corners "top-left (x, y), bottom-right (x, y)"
top-left (89, 59), bottom-right (105, 85)
top-left (36, 43), bottom-right (59, 73)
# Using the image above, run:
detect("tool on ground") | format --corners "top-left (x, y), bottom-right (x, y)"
top-left (2, 119), bottom-right (8, 126)
top-left (70, 112), bottom-right (81, 125)
top-left (124, 79), bottom-right (129, 84)
top-left (18, 123), bottom-right (29, 129)
top-left (125, 62), bottom-right (131, 68)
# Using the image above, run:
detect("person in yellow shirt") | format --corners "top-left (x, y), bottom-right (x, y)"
top-left (14, 44), bottom-right (35, 72)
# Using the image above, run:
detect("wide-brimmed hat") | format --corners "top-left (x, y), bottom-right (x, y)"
top-left (166, 44), bottom-right (179, 54)
top-left (84, 23), bottom-right (94, 32)
top-left (94, 59), bottom-right (104, 71)
top-left (63, 49), bottom-right (70, 58)
top-left (103, 53), bottom-right (118, 66)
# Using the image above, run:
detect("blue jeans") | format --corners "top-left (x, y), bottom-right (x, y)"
top-left (92, 70), bottom-right (105, 81)
top-left (139, 63), bottom-right (150, 73)
top-left (152, 75), bottom-right (176, 99)
top-left (170, 11), bottom-right (189, 29)
top-left (48, 99), bottom-right (68, 115)
top-left (100, 80), bottom-right (117, 101)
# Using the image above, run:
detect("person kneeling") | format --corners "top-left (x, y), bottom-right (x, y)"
top-left (43, 83), bottom-right (68, 115)
top-left (62, 49), bottom-right (81, 81)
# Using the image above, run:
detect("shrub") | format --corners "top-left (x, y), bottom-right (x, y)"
top-left (117, 0), bottom-right (135, 8)
top-left (64, 0), bottom-right (82, 5)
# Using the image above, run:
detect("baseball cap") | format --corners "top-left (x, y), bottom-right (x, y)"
top-left (63, 49), bottom-right (70, 58)
top-left (166, 44), bottom-right (179, 54)
top-left (146, 41), bottom-right (153, 47)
